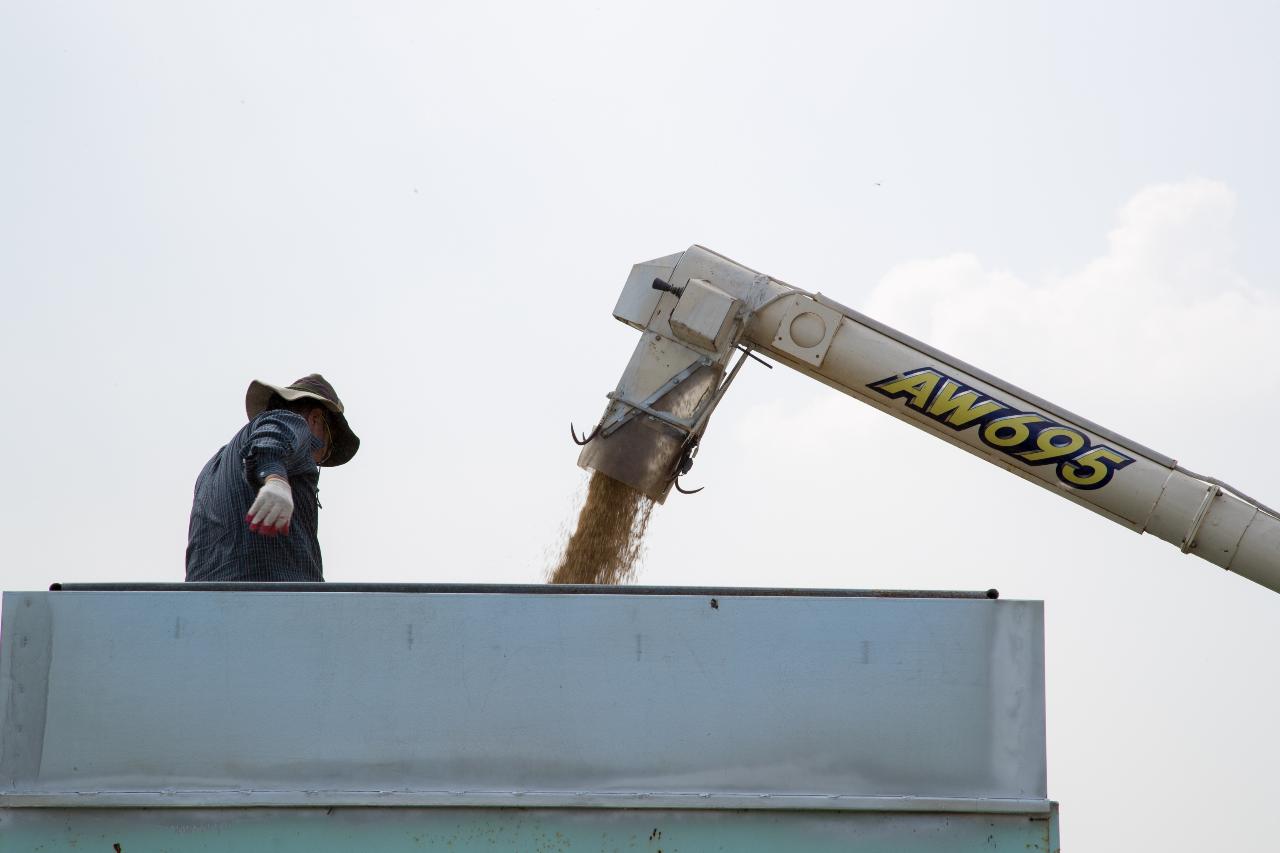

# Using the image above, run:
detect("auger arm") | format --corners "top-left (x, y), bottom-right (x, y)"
top-left (576, 245), bottom-right (1280, 593)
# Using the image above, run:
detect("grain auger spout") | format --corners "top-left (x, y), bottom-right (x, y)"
top-left (575, 245), bottom-right (1280, 593)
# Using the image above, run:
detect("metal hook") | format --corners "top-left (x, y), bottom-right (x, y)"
top-left (674, 477), bottom-right (704, 495)
top-left (673, 439), bottom-right (704, 495)
top-left (570, 423), bottom-right (599, 446)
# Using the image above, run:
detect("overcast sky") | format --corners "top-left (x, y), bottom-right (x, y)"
top-left (3, 3), bottom-right (1279, 850)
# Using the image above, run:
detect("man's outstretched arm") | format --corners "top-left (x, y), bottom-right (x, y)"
top-left (241, 411), bottom-right (318, 536)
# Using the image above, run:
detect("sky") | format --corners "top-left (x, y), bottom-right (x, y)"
top-left (3, 2), bottom-right (1279, 850)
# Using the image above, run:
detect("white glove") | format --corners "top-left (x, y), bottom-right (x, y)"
top-left (246, 475), bottom-right (294, 537)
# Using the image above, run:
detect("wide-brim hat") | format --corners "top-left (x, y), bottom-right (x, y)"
top-left (245, 374), bottom-right (360, 467)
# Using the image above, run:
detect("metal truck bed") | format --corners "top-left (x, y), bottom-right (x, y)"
top-left (0, 584), bottom-right (1056, 851)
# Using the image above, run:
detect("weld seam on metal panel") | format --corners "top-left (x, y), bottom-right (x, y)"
top-left (0, 594), bottom-right (53, 784)
top-left (46, 583), bottom-right (1000, 598)
top-left (0, 791), bottom-right (1053, 814)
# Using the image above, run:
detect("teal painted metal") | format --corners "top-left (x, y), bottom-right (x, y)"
top-left (0, 806), bottom-right (1059, 852)
top-left (1, 590), bottom-right (1046, 808)
top-left (1, 589), bottom-right (1057, 849)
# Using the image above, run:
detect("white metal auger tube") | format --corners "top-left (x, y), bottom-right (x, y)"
top-left (577, 245), bottom-right (1280, 594)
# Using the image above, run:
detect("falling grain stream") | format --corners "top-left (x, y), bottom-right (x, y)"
top-left (551, 471), bottom-right (654, 585)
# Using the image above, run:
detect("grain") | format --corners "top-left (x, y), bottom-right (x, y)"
top-left (550, 471), bottom-right (654, 585)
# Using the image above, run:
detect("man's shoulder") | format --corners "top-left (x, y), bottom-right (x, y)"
top-left (249, 409), bottom-right (309, 429)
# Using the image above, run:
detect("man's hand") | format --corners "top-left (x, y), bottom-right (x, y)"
top-left (246, 475), bottom-right (293, 536)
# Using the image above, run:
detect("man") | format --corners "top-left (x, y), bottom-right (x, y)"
top-left (186, 374), bottom-right (360, 582)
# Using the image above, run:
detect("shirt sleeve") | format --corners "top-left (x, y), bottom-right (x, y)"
top-left (241, 411), bottom-right (321, 487)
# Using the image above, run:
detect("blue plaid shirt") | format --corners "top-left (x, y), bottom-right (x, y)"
top-left (186, 411), bottom-right (325, 582)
